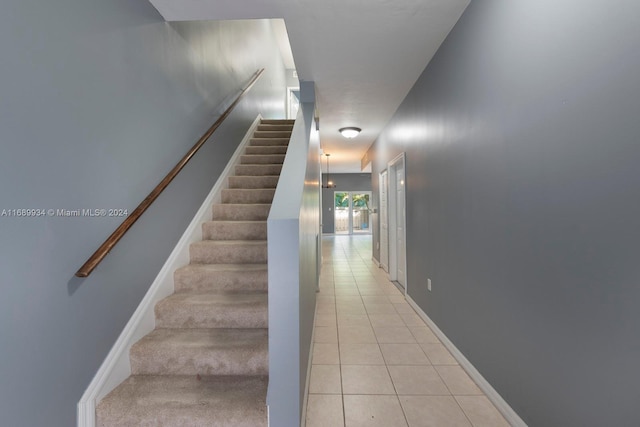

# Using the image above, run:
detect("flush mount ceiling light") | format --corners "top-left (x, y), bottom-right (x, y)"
top-left (339, 127), bottom-right (361, 139)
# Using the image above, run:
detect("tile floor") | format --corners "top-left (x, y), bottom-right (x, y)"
top-left (305, 235), bottom-right (510, 427)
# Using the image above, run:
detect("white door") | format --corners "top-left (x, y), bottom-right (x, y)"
top-left (380, 171), bottom-right (389, 272)
top-left (395, 163), bottom-right (406, 288)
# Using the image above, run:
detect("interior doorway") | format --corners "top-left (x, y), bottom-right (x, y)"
top-left (334, 191), bottom-right (372, 235)
top-left (287, 87), bottom-right (300, 119)
top-left (387, 153), bottom-right (407, 291)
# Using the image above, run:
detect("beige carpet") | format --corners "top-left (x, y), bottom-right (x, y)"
top-left (96, 119), bottom-right (293, 427)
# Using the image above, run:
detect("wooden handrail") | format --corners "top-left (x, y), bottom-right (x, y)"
top-left (76, 68), bottom-right (265, 277)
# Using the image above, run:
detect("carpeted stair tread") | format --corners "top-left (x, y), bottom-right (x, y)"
top-left (155, 292), bottom-right (268, 328)
top-left (130, 328), bottom-right (268, 376)
top-left (212, 203), bottom-right (271, 221)
top-left (190, 240), bottom-right (267, 264)
top-left (235, 164), bottom-right (283, 176)
top-left (228, 175), bottom-right (280, 189)
top-left (221, 188), bottom-right (275, 204)
top-left (249, 137), bottom-right (290, 146)
top-left (202, 221), bottom-right (267, 241)
top-left (253, 130), bottom-right (291, 138)
top-left (96, 375), bottom-right (268, 427)
top-left (174, 264), bottom-right (267, 293)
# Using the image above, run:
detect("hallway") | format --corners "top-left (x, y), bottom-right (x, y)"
top-left (305, 235), bottom-right (510, 427)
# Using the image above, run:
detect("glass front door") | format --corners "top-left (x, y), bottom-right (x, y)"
top-left (334, 191), bottom-right (371, 235)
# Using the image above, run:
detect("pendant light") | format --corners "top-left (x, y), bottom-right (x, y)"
top-left (322, 153), bottom-right (336, 188)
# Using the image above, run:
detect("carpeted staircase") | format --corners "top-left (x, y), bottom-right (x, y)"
top-left (96, 119), bottom-right (293, 427)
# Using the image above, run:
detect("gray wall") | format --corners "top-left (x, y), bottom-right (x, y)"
top-left (0, 1), bottom-right (286, 426)
top-left (267, 85), bottom-right (320, 426)
top-left (297, 96), bottom-right (321, 425)
top-left (367, 1), bottom-right (640, 426)
top-left (321, 173), bottom-right (372, 233)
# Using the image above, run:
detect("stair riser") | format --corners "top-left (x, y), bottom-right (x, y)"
top-left (240, 155), bottom-right (285, 165)
top-left (190, 243), bottom-right (267, 264)
top-left (221, 189), bottom-right (275, 204)
top-left (98, 406), bottom-right (268, 427)
top-left (257, 124), bottom-right (293, 132)
top-left (130, 339), bottom-right (268, 376)
top-left (96, 376), bottom-right (268, 427)
top-left (212, 204), bottom-right (270, 221)
top-left (245, 146), bottom-right (288, 155)
top-left (235, 164), bottom-right (282, 176)
top-left (155, 303), bottom-right (268, 329)
top-left (203, 222), bottom-right (267, 241)
top-left (174, 269), bottom-right (267, 293)
top-left (131, 352), bottom-right (268, 376)
top-left (228, 176), bottom-right (279, 189)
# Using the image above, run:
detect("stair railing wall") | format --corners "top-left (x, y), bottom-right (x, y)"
top-left (267, 82), bottom-right (320, 426)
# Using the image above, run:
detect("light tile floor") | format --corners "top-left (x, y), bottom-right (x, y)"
top-left (306, 235), bottom-right (510, 427)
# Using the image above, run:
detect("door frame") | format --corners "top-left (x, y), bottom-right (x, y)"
top-left (387, 153), bottom-right (407, 293)
top-left (318, 151), bottom-right (323, 290)
top-left (287, 87), bottom-right (300, 119)
top-left (379, 170), bottom-right (389, 272)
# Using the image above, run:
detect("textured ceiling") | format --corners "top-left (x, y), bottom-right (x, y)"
top-left (148, 0), bottom-right (470, 172)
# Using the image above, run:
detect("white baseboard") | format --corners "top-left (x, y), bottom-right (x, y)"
top-left (405, 295), bottom-right (527, 427)
top-left (371, 256), bottom-right (380, 267)
top-left (77, 115), bottom-right (263, 427)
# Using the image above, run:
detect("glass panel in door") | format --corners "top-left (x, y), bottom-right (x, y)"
top-left (334, 192), bottom-right (350, 234)
top-left (352, 193), bottom-right (371, 234)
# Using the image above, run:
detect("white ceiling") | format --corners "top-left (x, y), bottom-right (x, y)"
top-left (149, 0), bottom-right (470, 173)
